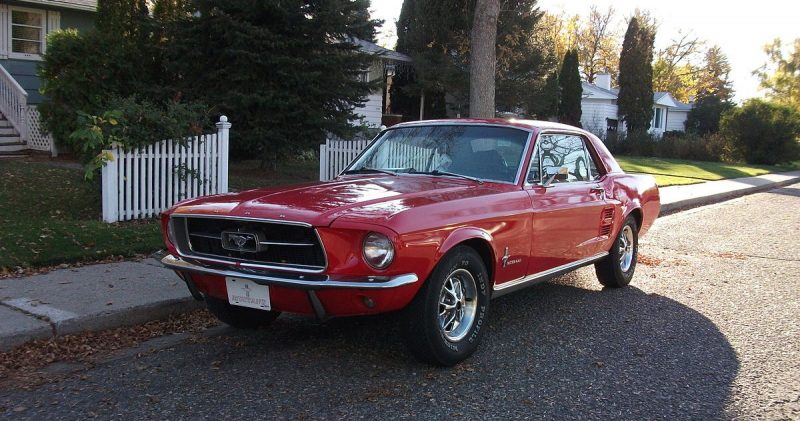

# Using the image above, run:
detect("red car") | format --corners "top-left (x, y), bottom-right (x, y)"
top-left (161, 119), bottom-right (660, 366)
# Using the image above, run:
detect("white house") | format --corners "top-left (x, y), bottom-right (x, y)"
top-left (580, 73), bottom-right (693, 138)
top-left (351, 39), bottom-right (412, 128)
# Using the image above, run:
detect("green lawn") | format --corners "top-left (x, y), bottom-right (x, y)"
top-left (616, 156), bottom-right (798, 187)
top-left (0, 158), bottom-right (319, 271)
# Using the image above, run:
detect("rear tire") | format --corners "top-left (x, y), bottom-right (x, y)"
top-left (205, 296), bottom-right (281, 329)
top-left (401, 246), bottom-right (491, 366)
top-left (595, 215), bottom-right (638, 288)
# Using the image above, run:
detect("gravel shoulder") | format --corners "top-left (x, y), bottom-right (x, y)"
top-left (1, 184), bottom-right (799, 420)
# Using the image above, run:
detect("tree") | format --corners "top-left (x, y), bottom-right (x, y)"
top-left (617, 16), bottom-right (655, 133)
top-left (576, 6), bottom-right (620, 83)
top-left (393, 0), bottom-right (555, 119)
top-left (697, 45), bottom-right (734, 100)
top-left (469, 0), bottom-right (501, 118)
top-left (96, 0), bottom-right (149, 39)
top-left (168, 0), bottom-right (378, 167)
top-left (652, 32), bottom-right (703, 102)
top-left (686, 94), bottom-right (733, 135)
top-left (754, 38), bottom-right (800, 110)
top-left (720, 99), bottom-right (800, 165)
top-left (558, 49), bottom-right (582, 126)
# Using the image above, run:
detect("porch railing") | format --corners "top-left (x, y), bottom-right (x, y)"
top-left (0, 64), bottom-right (28, 142)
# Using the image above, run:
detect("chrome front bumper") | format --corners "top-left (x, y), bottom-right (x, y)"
top-left (161, 254), bottom-right (419, 290)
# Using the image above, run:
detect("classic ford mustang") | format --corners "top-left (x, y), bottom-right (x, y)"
top-left (160, 119), bottom-right (660, 366)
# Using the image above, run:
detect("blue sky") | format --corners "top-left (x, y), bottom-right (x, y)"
top-left (370, 0), bottom-right (800, 101)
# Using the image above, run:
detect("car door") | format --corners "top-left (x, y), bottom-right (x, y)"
top-left (524, 133), bottom-right (612, 275)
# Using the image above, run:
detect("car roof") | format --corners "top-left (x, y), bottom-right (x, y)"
top-left (390, 118), bottom-right (583, 133)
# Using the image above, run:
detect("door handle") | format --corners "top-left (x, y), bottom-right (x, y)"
top-left (590, 185), bottom-right (605, 198)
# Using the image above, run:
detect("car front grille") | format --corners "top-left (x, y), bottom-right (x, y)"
top-left (171, 216), bottom-right (326, 272)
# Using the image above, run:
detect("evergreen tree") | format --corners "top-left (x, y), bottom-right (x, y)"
top-left (96, 0), bottom-right (149, 39)
top-left (558, 49), bottom-right (582, 126)
top-left (392, 0), bottom-right (555, 119)
top-left (617, 16), bottom-right (655, 133)
top-left (686, 94), bottom-right (733, 135)
top-left (169, 0), bottom-right (378, 167)
top-left (697, 46), bottom-right (734, 100)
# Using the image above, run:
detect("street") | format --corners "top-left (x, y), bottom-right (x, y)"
top-left (2, 183), bottom-right (799, 420)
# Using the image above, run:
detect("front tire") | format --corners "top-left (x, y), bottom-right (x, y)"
top-left (595, 215), bottom-right (638, 288)
top-left (401, 246), bottom-right (491, 366)
top-left (205, 296), bottom-right (281, 329)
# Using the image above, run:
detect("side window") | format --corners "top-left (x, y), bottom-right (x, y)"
top-left (527, 145), bottom-right (540, 183)
top-left (539, 134), bottom-right (586, 183)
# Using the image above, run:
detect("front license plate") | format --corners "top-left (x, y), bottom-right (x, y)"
top-left (225, 277), bottom-right (271, 310)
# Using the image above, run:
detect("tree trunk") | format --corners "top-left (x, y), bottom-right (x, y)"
top-left (469, 0), bottom-right (501, 118)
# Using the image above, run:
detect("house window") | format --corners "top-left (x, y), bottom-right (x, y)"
top-left (653, 107), bottom-right (662, 129)
top-left (357, 70), bottom-right (370, 83)
top-left (9, 7), bottom-right (46, 59)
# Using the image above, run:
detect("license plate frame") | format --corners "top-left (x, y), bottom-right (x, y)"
top-left (225, 277), bottom-right (271, 310)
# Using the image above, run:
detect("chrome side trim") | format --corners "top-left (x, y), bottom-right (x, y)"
top-left (161, 254), bottom-right (418, 290)
top-left (492, 252), bottom-right (609, 298)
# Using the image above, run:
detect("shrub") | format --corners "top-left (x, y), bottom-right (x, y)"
top-left (720, 99), bottom-right (800, 165)
top-left (603, 131), bottom-right (730, 162)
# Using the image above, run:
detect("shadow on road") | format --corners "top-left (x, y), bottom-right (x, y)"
top-left (0, 271), bottom-right (739, 419)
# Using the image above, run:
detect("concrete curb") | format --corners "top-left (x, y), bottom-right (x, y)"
top-left (0, 297), bottom-right (201, 351)
top-left (659, 174), bottom-right (800, 215)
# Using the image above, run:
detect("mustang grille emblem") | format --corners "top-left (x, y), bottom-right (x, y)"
top-left (221, 231), bottom-right (261, 253)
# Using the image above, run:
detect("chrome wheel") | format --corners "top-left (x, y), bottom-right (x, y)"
top-left (438, 268), bottom-right (478, 342)
top-left (618, 225), bottom-right (635, 272)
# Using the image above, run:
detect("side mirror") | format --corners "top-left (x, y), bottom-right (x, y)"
top-left (542, 166), bottom-right (568, 187)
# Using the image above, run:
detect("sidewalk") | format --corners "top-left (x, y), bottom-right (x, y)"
top-left (2, 170), bottom-right (799, 350)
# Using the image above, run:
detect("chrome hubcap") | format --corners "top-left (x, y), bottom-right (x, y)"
top-left (618, 225), bottom-right (635, 272)
top-left (438, 268), bottom-right (478, 342)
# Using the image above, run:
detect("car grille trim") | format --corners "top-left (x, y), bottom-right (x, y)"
top-left (170, 215), bottom-right (327, 273)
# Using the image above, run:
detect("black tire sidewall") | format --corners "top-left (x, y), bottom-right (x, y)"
top-left (612, 216), bottom-right (639, 284)
top-left (418, 246), bottom-right (491, 365)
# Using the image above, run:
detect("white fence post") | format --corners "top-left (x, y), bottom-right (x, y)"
top-left (101, 148), bottom-right (120, 223)
top-left (216, 115), bottom-right (231, 193)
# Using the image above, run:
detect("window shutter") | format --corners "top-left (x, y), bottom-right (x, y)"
top-left (44, 10), bottom-right (60, 54)
top-left (0, 4), bottom-right (8, 59)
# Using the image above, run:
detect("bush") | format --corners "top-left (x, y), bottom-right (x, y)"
top-left (68, 97), bottom-right (208, 177)
top-left (604, 131), bottom-right (729, 162)
top-left (720, 99), bottom-right (800, 165)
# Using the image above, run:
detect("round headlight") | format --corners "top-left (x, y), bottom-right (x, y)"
top-left (362, 232), bottom-right (395, 269)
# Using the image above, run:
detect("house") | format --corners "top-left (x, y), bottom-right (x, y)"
top-left (580, 73), bottom-right (693, 139)
top-left (0, 0), bottom-right (95, 155)
top-left (351, 38), bottom-right (412, 128)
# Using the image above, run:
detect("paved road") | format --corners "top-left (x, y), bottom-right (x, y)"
top-left (2, 184), bottom-right (799, 420)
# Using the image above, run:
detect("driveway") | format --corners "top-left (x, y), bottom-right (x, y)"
top-left (2, 184), bottom-right (799, 419)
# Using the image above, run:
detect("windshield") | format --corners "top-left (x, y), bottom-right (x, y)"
top-left (346, 125), bottom-right (531, 183)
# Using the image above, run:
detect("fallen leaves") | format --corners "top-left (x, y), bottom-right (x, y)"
top-left (0, 309), bottom-right (219, 389)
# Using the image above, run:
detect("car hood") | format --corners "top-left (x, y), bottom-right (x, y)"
top-left (170, 175), bottom-right (510, 227)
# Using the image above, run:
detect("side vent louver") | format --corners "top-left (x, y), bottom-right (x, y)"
top-left (599, 208), bottom-right (615, 236)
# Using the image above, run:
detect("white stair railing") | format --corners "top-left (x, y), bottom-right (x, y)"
top-left (0, 64), bottom-right (28, 142)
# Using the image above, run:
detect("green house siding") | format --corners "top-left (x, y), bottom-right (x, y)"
top-left (0, 58), bottom-right (42, 103)
top-left (0, 5), bottom-right (94, 104)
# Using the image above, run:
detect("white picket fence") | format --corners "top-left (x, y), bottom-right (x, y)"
top-left (319, 137), bottom-right (371, 181)
top-left (101, 116), bottom-right (231, 223)
top-left (319, 136), bottom-right (432, 181)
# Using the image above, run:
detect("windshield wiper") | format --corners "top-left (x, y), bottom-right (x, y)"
top-left (341, 167), bottom-right (398, 176)
top-left (411, 170), bottom-right (483, 184)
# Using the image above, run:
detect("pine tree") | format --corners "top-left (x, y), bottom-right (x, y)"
top-left (697, 45), bottom-right (734, 100)
top-left (558, 49), bottom-right (582, 126)
top-left (169, 0), bottom-right (378, 167)
top-left (617, 17), bottom-right (655, 133)
top-left (96, 0), bottom-right (149, 39)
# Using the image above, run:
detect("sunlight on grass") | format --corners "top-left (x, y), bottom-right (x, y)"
top-left (616, 156), bottom-right (797, 187)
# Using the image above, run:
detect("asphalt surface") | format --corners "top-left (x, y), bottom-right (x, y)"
top-left (2, 183), bottom-right (799, 420)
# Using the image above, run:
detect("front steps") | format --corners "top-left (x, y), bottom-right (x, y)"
top-left (0, 113), bottom-right (24, 154)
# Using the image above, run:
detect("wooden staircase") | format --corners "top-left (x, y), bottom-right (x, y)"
top-left (0, 112), bottom-right (26, 156)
